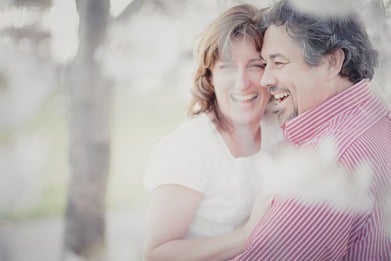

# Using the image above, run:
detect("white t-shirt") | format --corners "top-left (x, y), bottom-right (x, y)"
top-left (144, 113), bottom-right (282, 239)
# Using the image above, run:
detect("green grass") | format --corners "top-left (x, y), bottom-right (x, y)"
top-left (6, 183), bottom-right (67, 220)
top-left (3, 85), bottom-right (187, 221)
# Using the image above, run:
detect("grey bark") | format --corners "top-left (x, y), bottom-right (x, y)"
top-left (63, 0), bottom-right (111, 259)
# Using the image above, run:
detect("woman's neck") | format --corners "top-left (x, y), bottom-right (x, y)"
top-left (206, 112), bottom-right (261, 158)
top-left (220, 121), bottom-right (261, 158)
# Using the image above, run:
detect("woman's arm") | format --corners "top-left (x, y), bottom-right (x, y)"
top-left (143, 184), bottom-right (252, 261)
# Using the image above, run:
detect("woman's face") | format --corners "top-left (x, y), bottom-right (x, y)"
top-left (211, 39), bottom-right (270, 128)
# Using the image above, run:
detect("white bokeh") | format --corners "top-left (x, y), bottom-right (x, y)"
top-left (43, 0), bottom-right (79, 64)
top-left (0, 48), bottom-right (56, 131)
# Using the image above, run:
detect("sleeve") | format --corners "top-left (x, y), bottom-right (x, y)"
top-left (233, 197), bottom-right (356, 261)
top-left (144, 134), bottom-right (208, 193)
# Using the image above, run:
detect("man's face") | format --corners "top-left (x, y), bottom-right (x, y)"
top-left (260, 25), bottom-right (330, 124)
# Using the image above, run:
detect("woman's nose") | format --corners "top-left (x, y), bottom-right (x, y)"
top-left (235, 70), bottom-right (250, 90)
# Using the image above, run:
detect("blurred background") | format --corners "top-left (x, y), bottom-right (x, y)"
top-left (0, 0), bottom-right (389, 260)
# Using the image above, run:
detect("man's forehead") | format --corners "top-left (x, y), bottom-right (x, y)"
top-left (261, 25), bottom-right (302, 60)
top-left (261, 53), bottom-right (290, 61)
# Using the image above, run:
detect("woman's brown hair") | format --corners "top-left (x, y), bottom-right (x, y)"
top-left (188, 4), bottom-right (264, 131)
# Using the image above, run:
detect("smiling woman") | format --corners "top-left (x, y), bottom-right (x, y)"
top-left (142, 4), bottom-right (282, 261)
top-left (204, 40), bottom-right (268, 160)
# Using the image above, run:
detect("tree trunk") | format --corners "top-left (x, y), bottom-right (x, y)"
top-left (63, 0), bottom-right (111, 259)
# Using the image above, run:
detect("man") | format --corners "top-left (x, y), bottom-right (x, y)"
top-left (234, 0), bottom-right (391, 260)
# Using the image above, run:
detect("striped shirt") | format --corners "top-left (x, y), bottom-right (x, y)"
top-left (234, 79), bottom-right (391, 260)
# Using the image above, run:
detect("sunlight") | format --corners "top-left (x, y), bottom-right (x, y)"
top-left (110, 0), bottom-right (132, 17)
top-left (42, 0), bottom-right (79, 63)
top-left (0, 6), bottom-right (40, 29)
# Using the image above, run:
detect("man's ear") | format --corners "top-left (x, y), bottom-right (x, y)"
top-left (327, 49), bottom-right (345, 78)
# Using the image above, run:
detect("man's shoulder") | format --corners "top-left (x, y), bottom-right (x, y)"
top-left (319, 101), bottom-right (390, 154)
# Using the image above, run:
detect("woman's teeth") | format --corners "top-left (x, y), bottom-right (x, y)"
top-left (232, 93), bottom-right (258, 102)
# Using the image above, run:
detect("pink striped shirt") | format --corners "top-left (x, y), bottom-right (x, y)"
top-left (234, 79), bottom-right (391, 260)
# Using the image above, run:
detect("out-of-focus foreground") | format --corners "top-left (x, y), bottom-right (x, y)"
top-left (0, 0), bottom-right (390, 260)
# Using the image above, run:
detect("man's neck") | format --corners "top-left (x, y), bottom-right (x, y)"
top-left (329, 76), bottom-right (354, 98)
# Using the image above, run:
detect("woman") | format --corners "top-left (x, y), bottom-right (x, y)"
top-left (143, 4), bottom-right (279, 260)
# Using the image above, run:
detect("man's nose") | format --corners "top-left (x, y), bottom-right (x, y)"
top-left (260, 65), bottom-right (276, 89)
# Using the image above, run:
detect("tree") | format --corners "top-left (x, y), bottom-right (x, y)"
top-left (63, 0), bottom-right (145, 259)
top-left (63, 0), bottom-right (111, 259)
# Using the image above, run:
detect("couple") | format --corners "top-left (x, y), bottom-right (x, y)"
top-left (144, 1), bottom-right (391, 260)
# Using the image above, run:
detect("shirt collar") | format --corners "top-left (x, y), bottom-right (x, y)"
top-left (282, 79), bottom-right (372, 145)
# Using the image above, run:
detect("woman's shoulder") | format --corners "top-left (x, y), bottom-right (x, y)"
top-left (145, 113), bottom-right (215, 193)
top-left (158, 113), bottom-right (216, 149)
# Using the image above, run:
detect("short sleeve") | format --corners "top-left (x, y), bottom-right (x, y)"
top-left (144, 130), bottom-right (209, 193)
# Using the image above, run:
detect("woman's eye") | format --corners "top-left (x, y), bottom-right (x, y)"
top-left (219, 64), bottom-right (234, 69)
top-left (247, 62), bottom-right (264, 69)
top-left (254, 63), bottom-right (265, 68)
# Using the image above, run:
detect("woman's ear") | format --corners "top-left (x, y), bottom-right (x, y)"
top-left (208, 75), bottom-right (214, 91)
top-left (327, 48), bottom-right (345, 78)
